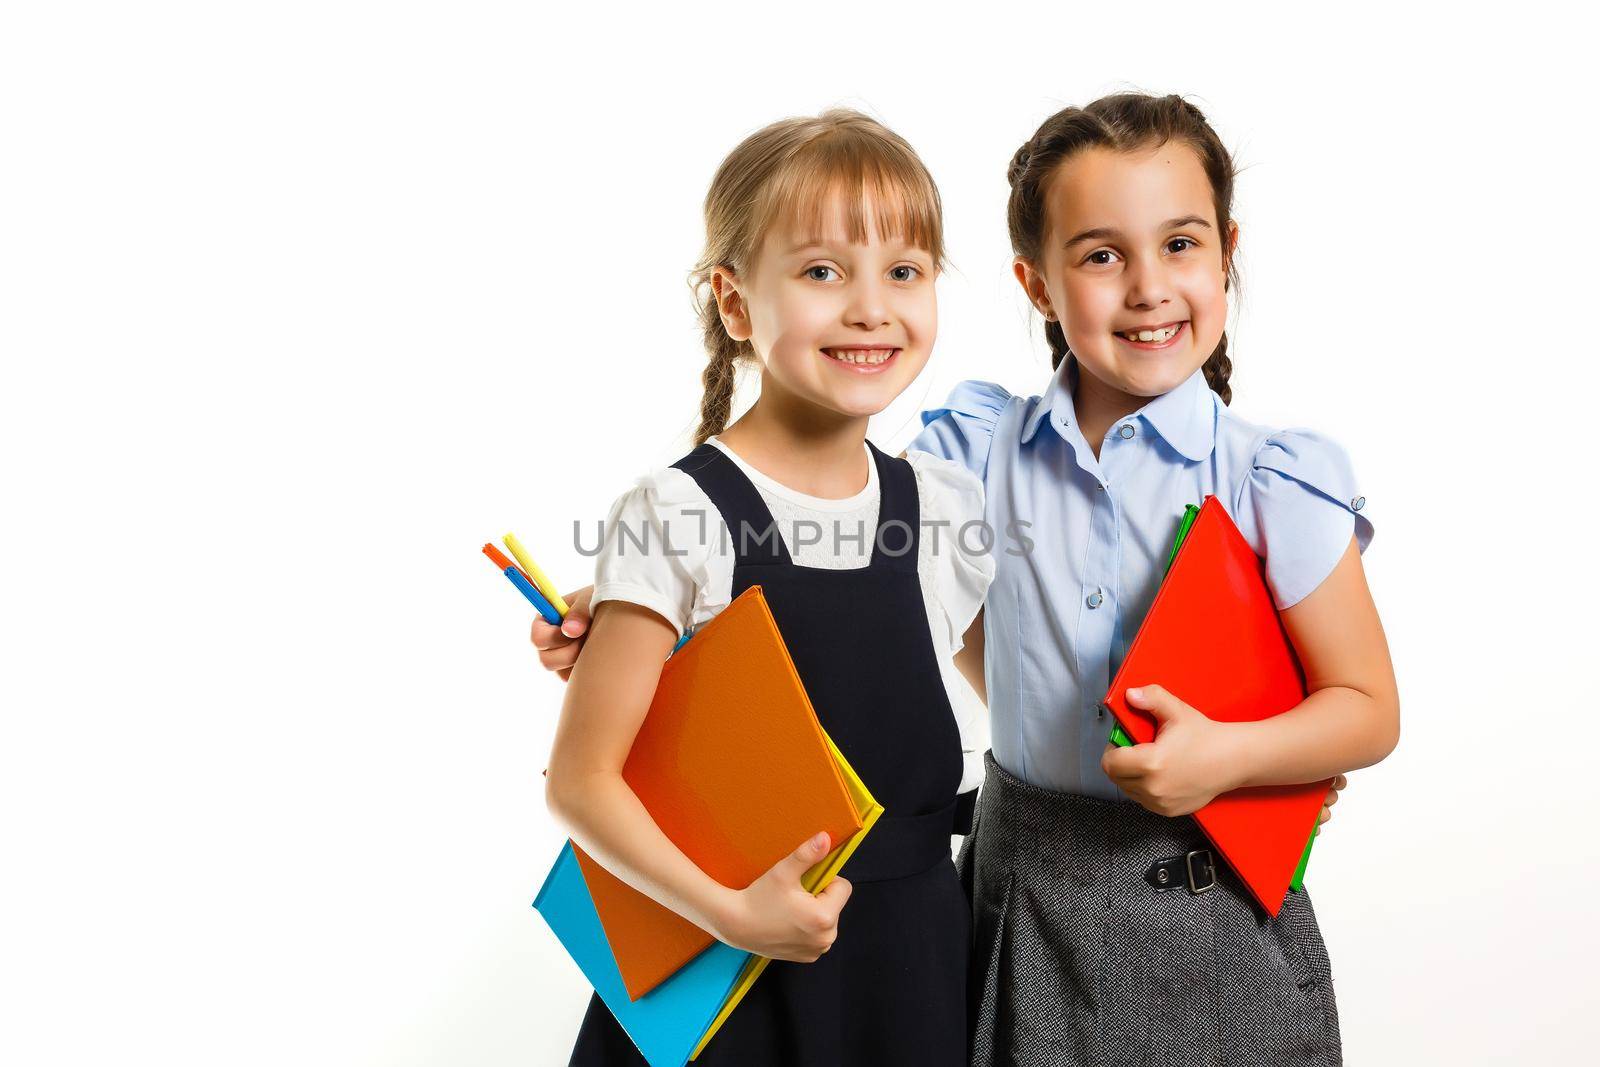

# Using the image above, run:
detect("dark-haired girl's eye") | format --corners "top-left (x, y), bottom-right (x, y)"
top-left (1086, 249), bottom-right (1119, 266)
top-left (806, 265), bottom-right (840, 282)
top-left (889, 265), bottom-right (920, 282)
top-left (1167, 237), bottom-right (1196, 254)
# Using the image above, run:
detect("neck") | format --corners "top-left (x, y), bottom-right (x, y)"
top-left (1072, 364), bottom-right (1148, 460)
top-left (716, 373), bottom-right (872, 498)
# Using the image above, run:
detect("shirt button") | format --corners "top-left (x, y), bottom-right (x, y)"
top-left (1086, 590), bottom-right (1104, 609)
top-left (1351, 496), bottom-right (1366, 511)
top-left (1118, 424), bottom-right (1135, 440)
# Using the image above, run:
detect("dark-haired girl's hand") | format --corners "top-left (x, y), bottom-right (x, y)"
top-left (1100, 684), bottom-right (1240, 817)
top-left (530, 585), bottom-right (594, 681)
top-left (1316, 774), bottom-right (1348, 835)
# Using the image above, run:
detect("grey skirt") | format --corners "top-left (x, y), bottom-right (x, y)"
top-left (956, 753), bottom-right (1341, 1067)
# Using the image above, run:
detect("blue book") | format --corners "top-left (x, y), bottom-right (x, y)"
top-left (533, 842), bottom-right (750, 1067)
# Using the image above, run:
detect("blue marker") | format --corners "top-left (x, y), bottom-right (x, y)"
top-left (505, 566), bottom-right (563, 625)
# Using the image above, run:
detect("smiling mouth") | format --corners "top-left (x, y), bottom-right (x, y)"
top-left (1115, 321), bottom-right (1187, 346)
top-left (821, 347), bottom-right (900, 367)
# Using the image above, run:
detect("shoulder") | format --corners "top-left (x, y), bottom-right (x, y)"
top-left (920, 379), bottom-right (1019, 424)
top-left (1216, 412), bottom-right (1374, 608)
top-left (908, 379), bottom-right (1029, 480)
top-left (1216, 413), bottom-right (1369, 528)
top-left (592, 462), bottom-right (733, 637)
top-left (601, 463), bottom-right (716, 533)
top-left (903, 448), bottom-right (986, 525)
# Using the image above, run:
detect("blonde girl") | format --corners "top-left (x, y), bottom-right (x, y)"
top-left (544, 110), bottom-right (993, 1066)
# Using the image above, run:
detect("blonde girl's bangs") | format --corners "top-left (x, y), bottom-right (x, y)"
top-left (750, 128), bottom-right (945, 269)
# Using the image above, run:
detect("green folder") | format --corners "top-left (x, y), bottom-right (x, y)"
top-left (1105, 504), bottom-right (1316, 892)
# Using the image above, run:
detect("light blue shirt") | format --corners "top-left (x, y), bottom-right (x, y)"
top-left (908, 363), bottom-right (1374, 800)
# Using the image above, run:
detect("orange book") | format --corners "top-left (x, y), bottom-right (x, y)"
top-left (571, 584), bottom-right (865, 1001)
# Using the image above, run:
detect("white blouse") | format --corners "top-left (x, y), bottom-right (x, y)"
top-left (590, 436), bottom-right (994, 794)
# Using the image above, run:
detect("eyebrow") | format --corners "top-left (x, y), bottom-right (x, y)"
top-left (1063, 215), bottom-right (1212, 249)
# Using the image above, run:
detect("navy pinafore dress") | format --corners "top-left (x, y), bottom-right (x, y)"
top-left (569, 441), bottom-right (974, 1067)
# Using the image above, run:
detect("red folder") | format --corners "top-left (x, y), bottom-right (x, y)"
top-left (1102, 496), bottom-right (1332, 916)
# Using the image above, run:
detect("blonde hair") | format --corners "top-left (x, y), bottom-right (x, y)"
top-left (690, 109), bottom-right (946, 445)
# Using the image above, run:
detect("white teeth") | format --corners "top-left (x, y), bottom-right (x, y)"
top-left (827, 349), bottom-right (892, 365)
top-left (1121, 325), bottom-right (1180, 343)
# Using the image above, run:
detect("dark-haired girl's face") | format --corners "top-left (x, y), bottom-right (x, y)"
top-left (1016, 143), bottom-right (1236, 404)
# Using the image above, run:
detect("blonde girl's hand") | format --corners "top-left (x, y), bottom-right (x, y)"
top-left (1100, 684), bottom-right (1242, 817)
top-left (717, 832), bottom-right (853, 963)
top-left (529, 585), bottom-right (595, 681)
top-left (1315, 774), bottom-right (1349, 836)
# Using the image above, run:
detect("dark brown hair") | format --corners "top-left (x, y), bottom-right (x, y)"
top-left (690, 110), bottom-right (946, 444)
top-left (1006, 93), bottom-right (1239, 404)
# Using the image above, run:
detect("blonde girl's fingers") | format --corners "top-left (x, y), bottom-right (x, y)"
top-left (530, 618), bottom-right (570, 652)
top-left (1318, 805), bottom-right (1332, 825)
top-left (816, 876), bottom-right (853, 915)
top-left (1332, 773), bottom-right (1349, 791)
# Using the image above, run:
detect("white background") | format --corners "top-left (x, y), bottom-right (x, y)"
top-left (4, 2), bottom-right (1595, 1064)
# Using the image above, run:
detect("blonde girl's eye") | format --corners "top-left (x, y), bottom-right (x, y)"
top-left (805, 265), bottom-right (841, 282)
top-left (1085, 248), bottom-right (1120, 267)
top-left (888, 264), bottom-right (921, 282)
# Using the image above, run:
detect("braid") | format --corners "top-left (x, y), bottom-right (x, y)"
top-left (1202, 332), bottom-right (1233, 406)
top-left (1044, 318), bottom-right (1072, 372)
top-left (693, 291), bottom-right (744, 445)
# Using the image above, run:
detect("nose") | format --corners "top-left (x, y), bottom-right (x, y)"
top-left (1124, 253), bottom-right (1174, 311)
top-left (843, 275), bottom-right (891, 330)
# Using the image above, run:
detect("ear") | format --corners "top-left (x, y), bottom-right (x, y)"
top-left (710, 267), bottom-right (753, 342)
top-left (1012, 257), bottom-right (1056, 321)
top-left (1223, 220), bottom-right (1240, 275)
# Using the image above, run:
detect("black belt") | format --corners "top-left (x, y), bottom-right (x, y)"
top-left (842, 789), bottom-right (977, 883)
top-left (1145, 848), bottom-right (1218, 896)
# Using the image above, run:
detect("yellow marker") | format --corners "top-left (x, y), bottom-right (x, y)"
top-left (503, 532), bottom-right (569, 617)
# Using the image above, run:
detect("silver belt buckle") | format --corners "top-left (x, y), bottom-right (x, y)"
top-left (1185, 849), bottom-right (1217, 894)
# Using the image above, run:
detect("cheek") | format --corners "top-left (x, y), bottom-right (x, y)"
top-left (1057, 274), bottom-right (1121, 334)
top-left (1181, 268), bottom-right (1230, 343)
top-left (900, 289), bottom-right (937, 345)
top-left (756, 287), bottom-right (832, 352)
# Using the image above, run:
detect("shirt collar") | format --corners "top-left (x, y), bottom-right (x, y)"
top-left (1137, 366), bottom-right (1217, 461)
top-left (1020, 359), bottom-right (1075, 444)
top-left (1020, 360), bottom-right (1217, 461)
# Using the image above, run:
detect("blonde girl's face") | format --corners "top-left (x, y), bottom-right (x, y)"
top-left (714, 197), bottom-right (937, 421)
top-left (1017, 143), bottom-right (1237, 400)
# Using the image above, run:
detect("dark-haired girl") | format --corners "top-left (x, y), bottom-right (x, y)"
top-left (910, 93), bottom-right (1398, 1066)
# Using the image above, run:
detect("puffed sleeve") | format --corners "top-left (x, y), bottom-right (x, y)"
top-left (590, 467), bottom-right (733, 638)
top-left (907, 379), bottom-right (1014, 482)
top-left (1233, 429), bottom-right (1375, 610)
top-left (906, 450), bottom-right (995, 652)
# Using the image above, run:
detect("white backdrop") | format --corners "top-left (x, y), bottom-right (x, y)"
top-left (4, 2), bottom-right (1595, 1063)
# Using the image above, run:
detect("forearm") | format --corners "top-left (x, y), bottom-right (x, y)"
top-left (1226, 537), bottom-right (1400, 789)
top-left (546, 768), bottom-right (736, 938)
top-left (1226, 685), bottom-right (1399, 789)
top-left (543, 599), bottom-right (735, 940)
